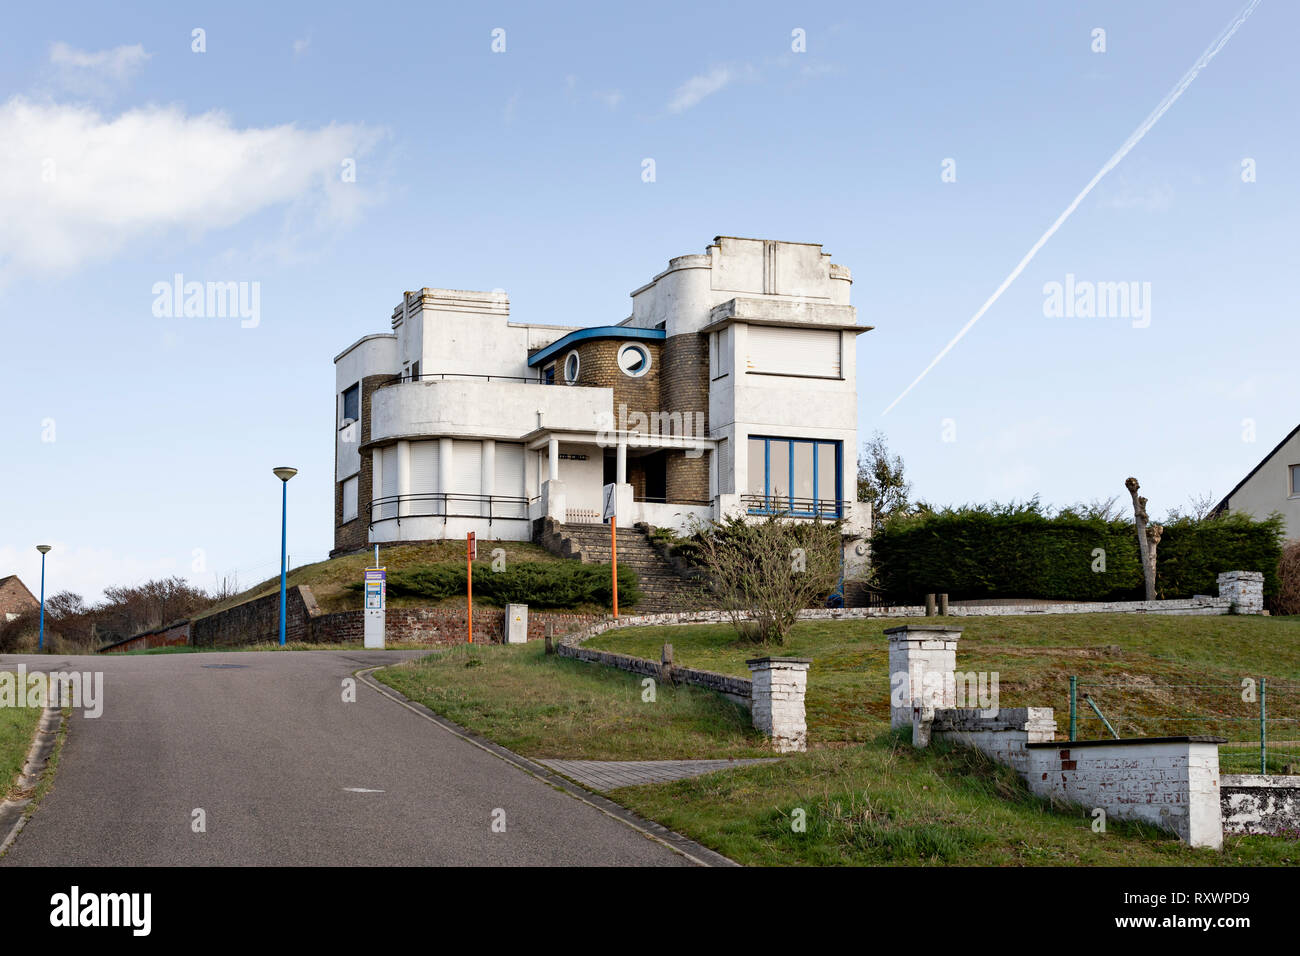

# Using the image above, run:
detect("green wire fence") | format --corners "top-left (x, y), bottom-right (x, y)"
top-left (1068, 675), bottom-right (1300, 775)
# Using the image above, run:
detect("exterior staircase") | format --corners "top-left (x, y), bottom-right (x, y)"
top-left (535, 518), bottom-right (711, 614)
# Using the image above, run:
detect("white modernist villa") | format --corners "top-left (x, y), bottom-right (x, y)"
top-left (332, 236), bottom-right (872, 574)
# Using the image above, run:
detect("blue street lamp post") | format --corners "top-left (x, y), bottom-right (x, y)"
top-left (36, 544), bottom-right (51, 651)
top-left (273, 468), bottom-right (298, 646)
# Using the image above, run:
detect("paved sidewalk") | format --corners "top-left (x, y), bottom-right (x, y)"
top-left (538, 758), bottom-right (779, 792)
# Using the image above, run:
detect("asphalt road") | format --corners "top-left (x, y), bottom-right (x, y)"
top-left (0, 650), bottom-right (691, 866)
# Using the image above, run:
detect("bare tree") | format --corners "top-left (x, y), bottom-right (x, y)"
top-left (689, 512), bottom-right (844, 645)
top-left (1125, 477), bottom-right (1163, 601)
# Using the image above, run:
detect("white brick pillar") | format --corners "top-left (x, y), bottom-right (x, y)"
top-left (1217, 571), bottom-right (1264, 614)
top-left (885, 625), bottom-right (961, 731)
top-left (747, 657), bottom-right (811, 753)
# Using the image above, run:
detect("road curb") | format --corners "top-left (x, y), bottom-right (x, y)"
top-left (355, 665), bottom-right (740, 867)
top-left (0, 706), bottom-right (65, 858)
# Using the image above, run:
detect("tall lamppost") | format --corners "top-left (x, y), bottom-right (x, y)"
top-left (36, 545), bottom-right (51, 651)
top-left (273, 468), bottom-right (298, 646)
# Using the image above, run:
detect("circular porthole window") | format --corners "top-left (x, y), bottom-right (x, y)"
top-left (564, 350), bottom-right (580, 384)
top-left (617, 343), bottom-right (651, 377)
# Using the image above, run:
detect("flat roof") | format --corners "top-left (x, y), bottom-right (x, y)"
top-left (333, 332), bottom-right (396, 364)
top-left (527, 325), bottom-right (665, 368)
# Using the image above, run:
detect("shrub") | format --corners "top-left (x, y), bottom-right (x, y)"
top-left (363, 560), bottom-right (640, 610)
top-left (689, 512), bottom-right (844, 645)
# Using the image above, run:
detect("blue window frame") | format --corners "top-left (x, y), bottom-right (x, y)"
top-left (746, 437), bottom-right (842, 517)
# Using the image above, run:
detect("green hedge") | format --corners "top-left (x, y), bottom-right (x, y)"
top-left (871, 506), bottom-right (1282, 604)
top-left (352, 561), bottom-right (640, 610)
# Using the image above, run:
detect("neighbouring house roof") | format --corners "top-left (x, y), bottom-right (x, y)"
top-left (0, 575), bottom-right (39, 612)
top-left (526, 325), bottom-right (665, 368)
top-left (1213, 422), bottom-right (1300, 516)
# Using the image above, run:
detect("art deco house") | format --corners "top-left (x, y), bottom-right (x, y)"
top-left (331, 236), bottom-right (872, 574)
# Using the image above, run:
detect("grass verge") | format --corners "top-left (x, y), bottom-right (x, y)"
top-left (0, 684), bottom-right (42, 801)
top-left (375, 641), bottom-right (769, 760)
top-left (608, 729), bottom-right (1298, 866)
top-left (586, 614), bottom-right (1300, 773)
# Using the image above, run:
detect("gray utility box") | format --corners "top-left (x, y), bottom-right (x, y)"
top-left (505, 604), bottom-right (528, 644)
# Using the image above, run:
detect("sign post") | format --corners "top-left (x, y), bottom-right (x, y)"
top-left (602, 483), bottom-right (618, 619)
top-left (467, 531), bottom-right (476, 644)
top-left (363, 566), bottom-right (386, 649)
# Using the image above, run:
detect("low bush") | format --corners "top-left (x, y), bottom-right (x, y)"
top-left (352, 560), bottom-right (640, 610)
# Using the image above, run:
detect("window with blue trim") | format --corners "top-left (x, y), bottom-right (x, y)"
top-left (746, 437), bottom-right (841, 517)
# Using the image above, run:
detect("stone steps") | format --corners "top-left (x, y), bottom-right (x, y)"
top-left (535, 519), bottom-right (711, 613)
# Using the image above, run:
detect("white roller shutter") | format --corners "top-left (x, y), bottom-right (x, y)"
top-left (409, 441), bottom-right (439, 515)
top-left (717, 438), bottom-right (732, 495)
top-left (379, 445), bottom-right (398, 518)
top-left (452, 439), bottom-right (483, 502)
top-left (494, 442), bottom-right (525, 517)
top-left (342, 477), bottom-right (358, 522)
top-left (746, 326), bottom-right (841, 378)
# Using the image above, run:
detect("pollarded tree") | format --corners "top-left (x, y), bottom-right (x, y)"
top-left (1125, 477), bottom-right (1163, 601)
top-left (689, 512), bottom-right (845, 645)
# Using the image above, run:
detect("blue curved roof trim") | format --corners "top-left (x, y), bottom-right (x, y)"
top-left (527, 325), bottom-right (665, 368)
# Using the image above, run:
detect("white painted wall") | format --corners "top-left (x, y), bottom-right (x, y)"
top-left (334, 333), bottom-right (397, 482)
top-left (371, 379), bottom-right (612, 444)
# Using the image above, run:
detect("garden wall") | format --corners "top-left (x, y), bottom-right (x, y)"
top-left (1220, 774), bottom-right (1300, 837)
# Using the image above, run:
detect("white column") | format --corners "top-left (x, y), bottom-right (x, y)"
top-left (616, 436), bottom-right (627, 485)
top-left (371, 448), bottom-right (383, 524)
top-left (438, 437), bottom-right (453, 517)
top-left (481, 439), bottom-right (495, 518)
top-left (548, 437), bottom-right (560, 481)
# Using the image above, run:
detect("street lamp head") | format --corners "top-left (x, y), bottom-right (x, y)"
top-left (273, 467), bottom-right (299, 482)
top-left (36, 544), bottom-right (51, 554)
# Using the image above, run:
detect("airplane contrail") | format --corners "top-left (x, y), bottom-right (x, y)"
top-left (881, 0), bottom-right (1264, 416)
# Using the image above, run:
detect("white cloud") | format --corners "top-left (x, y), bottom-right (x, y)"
top-left (49, 42), bottom-right (150, 95)
top-left (667, 66), bottom-right (736, 113)
top-left (0, 97), bottom-right (383, 280)
top-left (293, 35), bottom-right (312, 57)
top-left (593, 90), bottom-right (623, 109)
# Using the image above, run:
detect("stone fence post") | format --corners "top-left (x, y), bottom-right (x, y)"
top-left (885, 625), bottom-right (961, 736)
top-left (747, 657), bottom-right (811, 753)
top-left (1217, 571), bottom-right (1264, 614)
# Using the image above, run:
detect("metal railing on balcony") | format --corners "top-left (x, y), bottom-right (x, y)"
top-left (741, 494), bottom-right (847, 519)
top-left (369, 493), bottom-right (531, 527)
top-left (380, 371), bottom-right (546, 388)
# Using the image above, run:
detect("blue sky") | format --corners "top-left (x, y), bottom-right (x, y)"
top-left (1, 0), bottom-right (1295, 600)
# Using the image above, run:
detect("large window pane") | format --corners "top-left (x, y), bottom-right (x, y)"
top-left (817, 443), bottom-right (838, 510)
top-left (341, 383), bottom-right (359, 423)
top-left (792, 442), bottom-right (815, 507)
top-left (768, 441), bottom-right (789, 502)
top-left (747, 439), bottom-right (767, 496)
